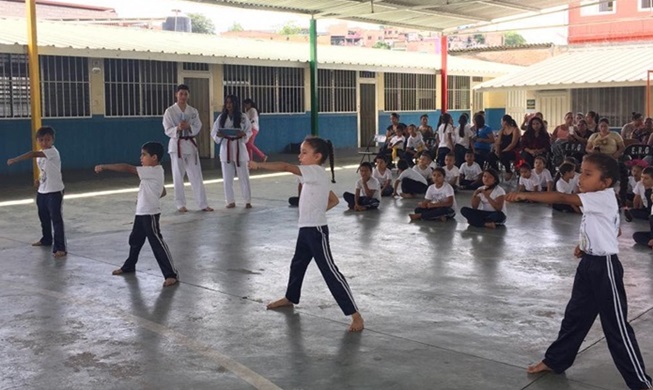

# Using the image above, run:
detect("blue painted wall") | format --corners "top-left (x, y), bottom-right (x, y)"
top-left (483, 108), bottom-right (506, 132)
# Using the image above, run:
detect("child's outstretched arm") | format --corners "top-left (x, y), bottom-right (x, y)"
top-left (249, 161), bottom-right (301, 176)
top-left (506, 191), bottom-right (582, 206)
top-left (327, 190), bottom-right (339, 211)
top-left (94, 163), bottom-right (138, 175)
top-left (7, 150), bottom-right (46, 165)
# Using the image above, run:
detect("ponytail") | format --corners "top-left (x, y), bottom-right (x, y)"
top-left (327, 140), bottom-right (335, 183)
top-left (303, 136), bottom-right (336, 183)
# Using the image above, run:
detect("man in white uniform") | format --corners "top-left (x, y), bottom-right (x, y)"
top-left (163, 84), bottom-right (213, 212)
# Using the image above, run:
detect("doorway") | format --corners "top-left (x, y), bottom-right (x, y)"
top-left (184, 77), bottom-right (211, 158)
top-left (359, 83), bottom-right (376, 147)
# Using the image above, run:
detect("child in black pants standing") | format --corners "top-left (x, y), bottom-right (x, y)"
top-left (95, 142), bottom-right (178, 287)
top-left (7, 126), bottom-right (67, 257)
top-left (507, 154), bottom-right (652, 390)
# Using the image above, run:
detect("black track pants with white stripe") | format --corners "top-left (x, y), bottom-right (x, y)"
top-left (120, 214), bottom-right (178, 280)
top-left (285, 226), bottom-right (358, 316)
top-left (543, 254), bottom-right (652, 390)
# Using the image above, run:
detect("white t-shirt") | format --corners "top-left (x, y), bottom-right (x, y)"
top-left (556, 177), bottom-right (578, 194)
top-left (372, 167), bottom-right (393, 187)
top-left (397, 168), bottom-right (428, 185)
top-left (298, 165), bottom-right (330, 228)
top-left (533, 169), bottom-right (553, 189)
top-left (389, 134), bottom-right (405, 149)
top-left (628, 176), bottom-right (639, 194)
top-left (407, 133), bottom-right (424, 150)
top-left (37, 147), bottom-right (65, 194)
top-left (454, 124), bottom-right (474, 147)
top-left (356, 177), bottom-right (381, 201)
top-left (245, 107), bottom-right (259, 131)
top-left (578, 188), bottom-right (619, 255)
top-left (444, 165), bottom-right (459, 185)
top-left (424, 182), bottom-right (457, 209)
top-left (136, 165), bottom-right (164, 216)
top-left (412, 165), bottom-right (433, 181)
top-left (460, 162), bottom-right (482, 181)
top-left (437, 124), bottom-right (453, 149)
top-left (633, 182), bottom-right (651, 209)
top-left (163, 103), bottom-right (202, 155)
top-left (476, 185), bottom-right (507, 213)
top-left (519, 175), bottom-right (539, 192)
top-left (210, 114), bottom-right (253, 162)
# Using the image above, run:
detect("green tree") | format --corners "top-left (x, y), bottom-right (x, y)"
top-left (504, 31), bottom-right (526, 46)
top-left (372, 41), bottom-right (391, 50)
top-left (228, 22), bottom-right (244, 32)
top-left (188, 13), bottom-right (216, 35)
top-left (278, 21), bottom-right (302, 35)
top-left (473, 34), bottom-right (485, 45)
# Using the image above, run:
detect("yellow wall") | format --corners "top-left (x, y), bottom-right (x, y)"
top-left (484, 91), bottom-right (506, 109)
top-left (89, 59), bottom-right (105, 115)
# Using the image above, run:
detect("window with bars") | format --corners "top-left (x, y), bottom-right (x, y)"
top-left (581, 0), bottom-right (615, 15)
top-left (0, 54), bottom-right (90, 118)
top-left (384, 73), bottom-right (436, 111)
top-left (223, 65), bottom-right (304, 113)
top-left (447, 75), bottom-right (471, 110)
top-left (641, 0), bottom-right (652, 9)
top-left (182, 62), bottom-right (209, 71)
top-left (571, 87), bottom-right (645, 127)
top-left (104, 59), bottom-right (177, 117)
top-left (318, 69), bottom-right (356, 113)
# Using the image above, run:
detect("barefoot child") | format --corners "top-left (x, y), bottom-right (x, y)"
top-left (460, 168), bottom-right (507, 229)
top-left (506, 154), bottom-right (652, 390)
top-left (7, 126), bottom-right (66, 257)
top-left (343, 162), bottom-right (381, 211)
top-left (94, 142), bottom-right (178, 287)
top-left (393, 159), bottom-right (428, 199)
top-left (249, 137), bottom-right (364, 332)
top-left (409, 168), bottom-right (457, 221)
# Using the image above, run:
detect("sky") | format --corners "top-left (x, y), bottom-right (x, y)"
top-left (47, 0), bottom-right (568, 44)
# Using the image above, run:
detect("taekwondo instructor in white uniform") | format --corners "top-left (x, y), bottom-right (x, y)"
top-left (163, 84), bottom-right (213, 212)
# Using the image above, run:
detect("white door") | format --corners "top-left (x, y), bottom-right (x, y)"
top-left (537, 91), bottom-right (570, 131)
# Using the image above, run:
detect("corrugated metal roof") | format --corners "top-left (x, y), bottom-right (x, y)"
top-left (191, 0), bottom-right (575, 32)
top-left (474, 43), bottom-right (653, 91)
top-left (0, 18), bottom-right (521, 76)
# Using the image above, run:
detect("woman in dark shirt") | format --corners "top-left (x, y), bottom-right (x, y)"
top-left (520, 116), bottom-right (550, 168)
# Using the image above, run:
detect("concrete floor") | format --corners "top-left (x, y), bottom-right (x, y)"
top-left (1, 151), bottom-right (652, 390)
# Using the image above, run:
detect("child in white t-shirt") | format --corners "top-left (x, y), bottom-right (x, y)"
top-left (460, 168), bottom-right (507, 228)
top-left (533, 156), bottom-right (553, 191)
top-left (507, 153), bottom-right (652, 390)
top-left (459, 151), bottom-right (483, 190)
top-left (624, 166), bottom-right (653, 222)
top-left (412, 154), bottom-right (434, 183)
top-left (95, 142), bottom-right (178, 287)
top-left (249, 137), bottom-right (364, 332)
top-left (7, 126), bottom-right (67, 258)
top-left (626, 163), bottom-right (643, 206)
top-left (409, 168), bottom-right (457, 221)
top-left (372, 156), bottom-right (393, 197)
top-left (393, 159), bottom-right (428, 198)
top-left (443, 153), bottom-right (460, 189)
top-left (388, 127), bottom-right (405, 162)
top-left (518, 163), bottom-right (539, 193)
top-left (552, 162), bottom-right (580, 213)
top-left (344, 162), bottom-right (381, 211)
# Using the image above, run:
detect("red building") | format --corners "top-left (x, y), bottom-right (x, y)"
top-left (568, 0), bottom-right (653, 43)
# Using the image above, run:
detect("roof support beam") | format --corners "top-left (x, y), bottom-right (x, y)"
top-left (477, 1), bottom-right (541, 12)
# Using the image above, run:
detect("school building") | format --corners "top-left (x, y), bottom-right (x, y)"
top-left (0, 18), bottom-right (521, 175)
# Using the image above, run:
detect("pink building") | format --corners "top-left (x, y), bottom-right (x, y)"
top-left (568, 0), bottom-right (653, 43)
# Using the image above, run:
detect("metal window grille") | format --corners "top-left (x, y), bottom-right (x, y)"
top-left (384, 72), bottom-right (436, 111)
top-left (104, 59), bottom-right (177, 117)
top-left (359, 71), bottom-right (376, 78)
top-left (599, 1), bottom-right (614, 12)
top-left (447, 75), bottom-right (471, 110)
top-left (642, 0), bottom-right (653, 8)
top-left (41, 56), bottom-right (89, 118)
top-left (0, 54), bottom-right (90, 118)
top-left (571, 87), bottom-right (645, 127)
top-left (224, 65), bottom-right (304, 113)
top-left (182, 62), bottom-right (209, 71)
top-left (318, 69), bottom-right (356, 113)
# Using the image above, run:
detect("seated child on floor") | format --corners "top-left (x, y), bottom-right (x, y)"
top-left (624, 166), bottom-right (653, 222)
top-left (533, 156), bottom-right (553, 192)
top-left (412, 154), bottom-right (434, 184)
top-left (552, 162), bottom-right (581, 213)
top-left (393, 159), bottom-right (428, 198)
top-left (460, 168), bottom-right (507, 229)
top-left (626, 163), bottom-right (644, 205)
top-left (372, 156), bottom-right (393, 197)
top-left (459, 151), bottom-right (483, 190)
top-left (409, 167), bottom-right (457, 221)
top-left (518, 163), bottom-right (539, 193)
top-left (404, 124), bottom-right (425, 165)
top-left (443, 153), bottom-right (460, 189)
top-left (344, 162), bottom-right (381, 211)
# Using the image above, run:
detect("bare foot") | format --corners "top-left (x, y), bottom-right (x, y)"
top-left (526, 361), bottom-right (552, 374)
top-left (400, 193), bottom-right (414, 199)
top-left (32, 240), bottom-right (49, 246)
top-left (226, 203), bottom-right (236, 209)
top-left (348, 312), bottom-right (364, 332)
top-left (53, 251), bottom-right (67, 258)
top-left (202, 207), bottom-right (214, 212)
top-left (439, 216), bottom-right (447, 222)
top-left (409, 213), bottom-right (421, 221)
top-left (484, 222), bottom-right (497, 229)
top-left (266, 297), bottom-right (294, 310)
top-left (112, 268), bottom-right (124, 275)
top-left (178, 206), bottom-right (188, 213)
top-left (245, 203), bottom-right (252, 209)
top-left (163, 278), bottom-right (178, 287)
